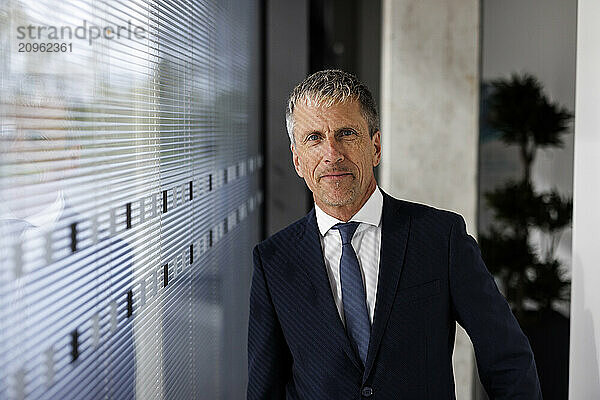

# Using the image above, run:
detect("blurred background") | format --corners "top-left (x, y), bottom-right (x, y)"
top-left (1, 0), bottom-right (598, 399)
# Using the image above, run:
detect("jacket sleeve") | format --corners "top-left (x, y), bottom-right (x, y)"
top-left (448, 215), bottom-right (542, 399)
top-left (247, 245), bottom-right (292, 400)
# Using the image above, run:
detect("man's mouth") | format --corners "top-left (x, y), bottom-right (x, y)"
top-left (320, 172), bottom-right (353, 181)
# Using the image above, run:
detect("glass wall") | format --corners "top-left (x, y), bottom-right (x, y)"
top-left (0, 0), bottom-right (261, 399)
top-left (478, 1), bottom-right (576, 398)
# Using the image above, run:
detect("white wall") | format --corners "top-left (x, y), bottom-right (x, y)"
top-left (569, 0), bottom-right (600, 397)
top-left (380, 1), bottom-right (480, 398)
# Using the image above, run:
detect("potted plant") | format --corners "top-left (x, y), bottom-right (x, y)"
top-left (479, 73), bottom-right (573, 399)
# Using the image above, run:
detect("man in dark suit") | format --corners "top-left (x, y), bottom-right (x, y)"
top-left (248, 70), bottom-right (542, 399)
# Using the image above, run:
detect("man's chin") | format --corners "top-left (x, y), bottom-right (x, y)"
top-left (319, 191), bottom-right (356, 208)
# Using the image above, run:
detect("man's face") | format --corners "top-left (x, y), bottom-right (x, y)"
top-left (290, 99), bottom-right (381, 214)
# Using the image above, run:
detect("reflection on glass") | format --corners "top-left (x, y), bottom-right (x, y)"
top-left (1, 0), bottom-right (260, 399)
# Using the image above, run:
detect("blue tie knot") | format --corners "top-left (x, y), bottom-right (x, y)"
top-left (333, 222), bottom-right (360, 245)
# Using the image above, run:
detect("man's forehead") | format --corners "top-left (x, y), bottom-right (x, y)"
top-left (293, 99), bottom-right (363, 128)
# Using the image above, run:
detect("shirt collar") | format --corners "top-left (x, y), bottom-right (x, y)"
top-left (25, 191), bottom-right (64, 228)
top-left (0, 190), bottom-right (64, 229)
top-left (314, 185), bottom-right (383, 236)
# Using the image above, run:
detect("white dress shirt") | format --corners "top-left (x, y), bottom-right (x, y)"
top-left (0, 190), bottom-right (64, 229)
top-left (314, 186), bottom-right (383, 326)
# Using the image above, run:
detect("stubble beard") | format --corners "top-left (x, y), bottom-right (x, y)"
top-left (318, 181), bottom-right (357, 207)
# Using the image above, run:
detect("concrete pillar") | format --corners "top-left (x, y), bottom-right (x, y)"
top-left (380, 0), bottom-right (480, 398)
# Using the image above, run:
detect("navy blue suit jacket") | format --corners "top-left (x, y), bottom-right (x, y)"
top-left (248, 190), bottom-right (542, 399)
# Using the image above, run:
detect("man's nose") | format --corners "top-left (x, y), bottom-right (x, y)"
top-left (323, 136), bottom-right (344, 164)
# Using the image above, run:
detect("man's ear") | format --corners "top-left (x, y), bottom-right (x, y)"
top-left (290, 143), bottom-right (304, 178)
top-left (372, 130), bottom-right (381, 167)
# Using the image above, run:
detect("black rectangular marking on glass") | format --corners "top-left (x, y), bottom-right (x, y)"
top-left (236, 164), bottom-right (240, 178)
top-left (70, 223), bottom-right (77, 253)
top-left (126, 202), bottom-right (132, 229)
top-left (224, 217), bottom-right (228, 234)
top-left (224, 168), bottom-right (228, 184)
top-left (163, 264), bottom-right (168, 287)
top-left (208, 174), bottom-right (212, 191)
top-left (236, 209), bottom-right (240, 224)
top-left (209, 230), bottom-right (213, 247)
top-left (190, 244), bottom-right (194, 265)
top-left (162, 190), bottom-right (168, 213)
top-left (70, 329), bottom-right (79, 363)
top-left (127, 290), bottom-right (133, 318)
top-left (189, 181), bottom-right (193, 201)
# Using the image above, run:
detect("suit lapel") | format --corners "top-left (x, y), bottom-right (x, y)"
top-left (297, 208), bottom-right (363, 371)
top-left (363, 190), bottom-right (411, 381)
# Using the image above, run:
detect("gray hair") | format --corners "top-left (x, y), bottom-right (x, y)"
top-left (285, 69), bottom-right (379, 145)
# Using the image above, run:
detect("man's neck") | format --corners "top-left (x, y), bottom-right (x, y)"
top-left (315, 180), bottom-right (377, 222)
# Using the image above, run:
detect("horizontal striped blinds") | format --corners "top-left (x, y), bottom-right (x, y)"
top-left (0, 0), bottom-right (261, 399)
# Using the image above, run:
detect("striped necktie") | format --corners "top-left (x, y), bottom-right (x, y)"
top-left (333, 222), bottom-right (370, 366)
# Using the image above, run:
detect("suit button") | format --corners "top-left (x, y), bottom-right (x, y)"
top-left (361, 386), bottom-right (373, 397)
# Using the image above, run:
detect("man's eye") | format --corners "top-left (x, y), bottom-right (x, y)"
top-left (307, 134), bottom-right (320, 141)
top-left (341, 129), bottom-right (355, 136)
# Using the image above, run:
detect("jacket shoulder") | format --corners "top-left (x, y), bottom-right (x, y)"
top-left (254, 212), bottom-right (309, 258)
top-left (385, 193), bottom-right (465, 228)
